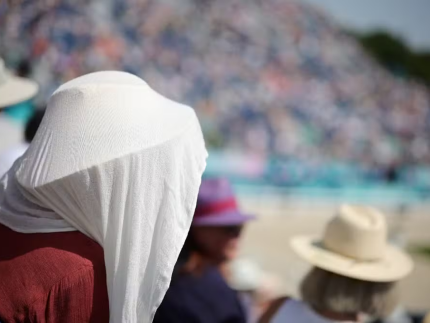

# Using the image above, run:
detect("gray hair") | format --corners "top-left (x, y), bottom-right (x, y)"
top-left (300, 267), bottom-right (399, 318)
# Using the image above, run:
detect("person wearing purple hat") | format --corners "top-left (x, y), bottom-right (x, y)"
top-left (154, 178), bottom-right (254, 323)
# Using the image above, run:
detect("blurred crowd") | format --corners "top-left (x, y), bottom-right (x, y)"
top-left (2, 0), bottom-right (430, 171)
top-left (0, 22), bottom-right (428, 322)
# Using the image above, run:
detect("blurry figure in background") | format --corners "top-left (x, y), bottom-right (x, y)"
top-left (5, 0), bottom-right (430, 172)
top-left (0, 109), bottom-right (45, 177)
top-left (383, 163), bottom-right (400, 185)
top-left (0, 58), bottom-right (38, 153)
top-left (260, 205), bottom-right (413, 323)
top-left (154, 178), bottom-right (254, 323)
top-left (229, 258), bottom-right (280, 323)
top-left (16, 60), bottom-right (32, 78)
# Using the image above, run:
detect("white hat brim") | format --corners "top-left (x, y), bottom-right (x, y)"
top-left (291, 235), bottom-right (413, 282)
top-left (0, 76), bottom-right (38, 108)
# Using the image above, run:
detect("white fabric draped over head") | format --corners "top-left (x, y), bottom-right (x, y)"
top-left (0, 71), bottom-right (208, 322)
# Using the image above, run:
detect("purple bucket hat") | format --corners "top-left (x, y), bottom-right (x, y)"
top-left (192, 178), bottom-right (255, 226)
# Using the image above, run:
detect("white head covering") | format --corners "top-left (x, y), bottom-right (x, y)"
top-left (0, 71), bottom-right (207, 322)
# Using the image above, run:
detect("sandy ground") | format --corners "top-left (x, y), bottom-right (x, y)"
top-left (236, 198), bottom-right (430, 311)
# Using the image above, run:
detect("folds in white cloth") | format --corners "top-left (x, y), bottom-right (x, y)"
top-left (0, 71), bottom-right (208, 322)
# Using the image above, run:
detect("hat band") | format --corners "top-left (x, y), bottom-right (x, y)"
top-left (195, 197), bottom-right (238, 217)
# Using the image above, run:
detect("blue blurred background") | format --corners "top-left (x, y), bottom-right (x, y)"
top-left (1, 0), bottom-right (430, 205)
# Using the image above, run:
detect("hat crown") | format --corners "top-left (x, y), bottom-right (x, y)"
top-left (323, 204), bottom-right (387, 261)
top-left (195, 178), bottom-right (238, 217)
top-left (198, 178), bottom-right (234, 203)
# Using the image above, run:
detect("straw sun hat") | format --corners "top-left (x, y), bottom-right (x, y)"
top-left (291, 204), bottom-right (413, 282)
top-left (0, 58), bottom-right (38, 108)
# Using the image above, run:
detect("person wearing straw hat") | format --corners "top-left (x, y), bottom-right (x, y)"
top-left (0, 57), bottom-right (38, 154)
top-left (154, 178), bottom-right (255, 323)
top-left (0, 71), bottom-right (207, 323)
top-left (259, 204), bottom-right (414, 323)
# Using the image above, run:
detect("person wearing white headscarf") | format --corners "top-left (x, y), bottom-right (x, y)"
top-left (0, 71), bottom-right (207, 322)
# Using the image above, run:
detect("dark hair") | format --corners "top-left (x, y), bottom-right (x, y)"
top-left (17, 60), bottom-right (32, 78)
top-left (25, 109), bottom-right (45, 143)
top-left (177, 231), bottom-right (198, 264)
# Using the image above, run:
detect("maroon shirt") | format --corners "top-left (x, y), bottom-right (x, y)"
top-left (0, 224), bottom-right (109, 322)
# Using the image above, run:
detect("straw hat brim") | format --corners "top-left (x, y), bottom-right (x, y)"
top-left (291, 235), bottom-right (413, 282)
top-left (0, 76), bottom-right (38, 108)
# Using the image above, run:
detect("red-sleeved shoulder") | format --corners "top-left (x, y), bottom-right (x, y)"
top-left (42, 266), bottom-right (109, 323)
top-left (0, 224), bottom-right (109, 323)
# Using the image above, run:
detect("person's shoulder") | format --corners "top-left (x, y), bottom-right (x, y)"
top-left (0, 225), bottom-right (105, 299)
top-left (39, 230), bottom-right (105, 269)
top-left (157, 268), bottom-right (246, 322)
top-left (0, 225), bottom-right (107, 320)
top-left (262, 298), bottom-right (334, 323)
top-left (258, 296), bottom-right (292, 323)
top-left (43, 263), bottom-right (109, 322)
top-left (1, 224), bottom-right (104, 267)
top-left (164, 267), bottom-right (239, 305)
top-left (28, 236), bottom-right (103, 275)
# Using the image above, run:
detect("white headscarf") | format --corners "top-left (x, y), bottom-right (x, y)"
top-left (0, 71), bottom-right (207, 322)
